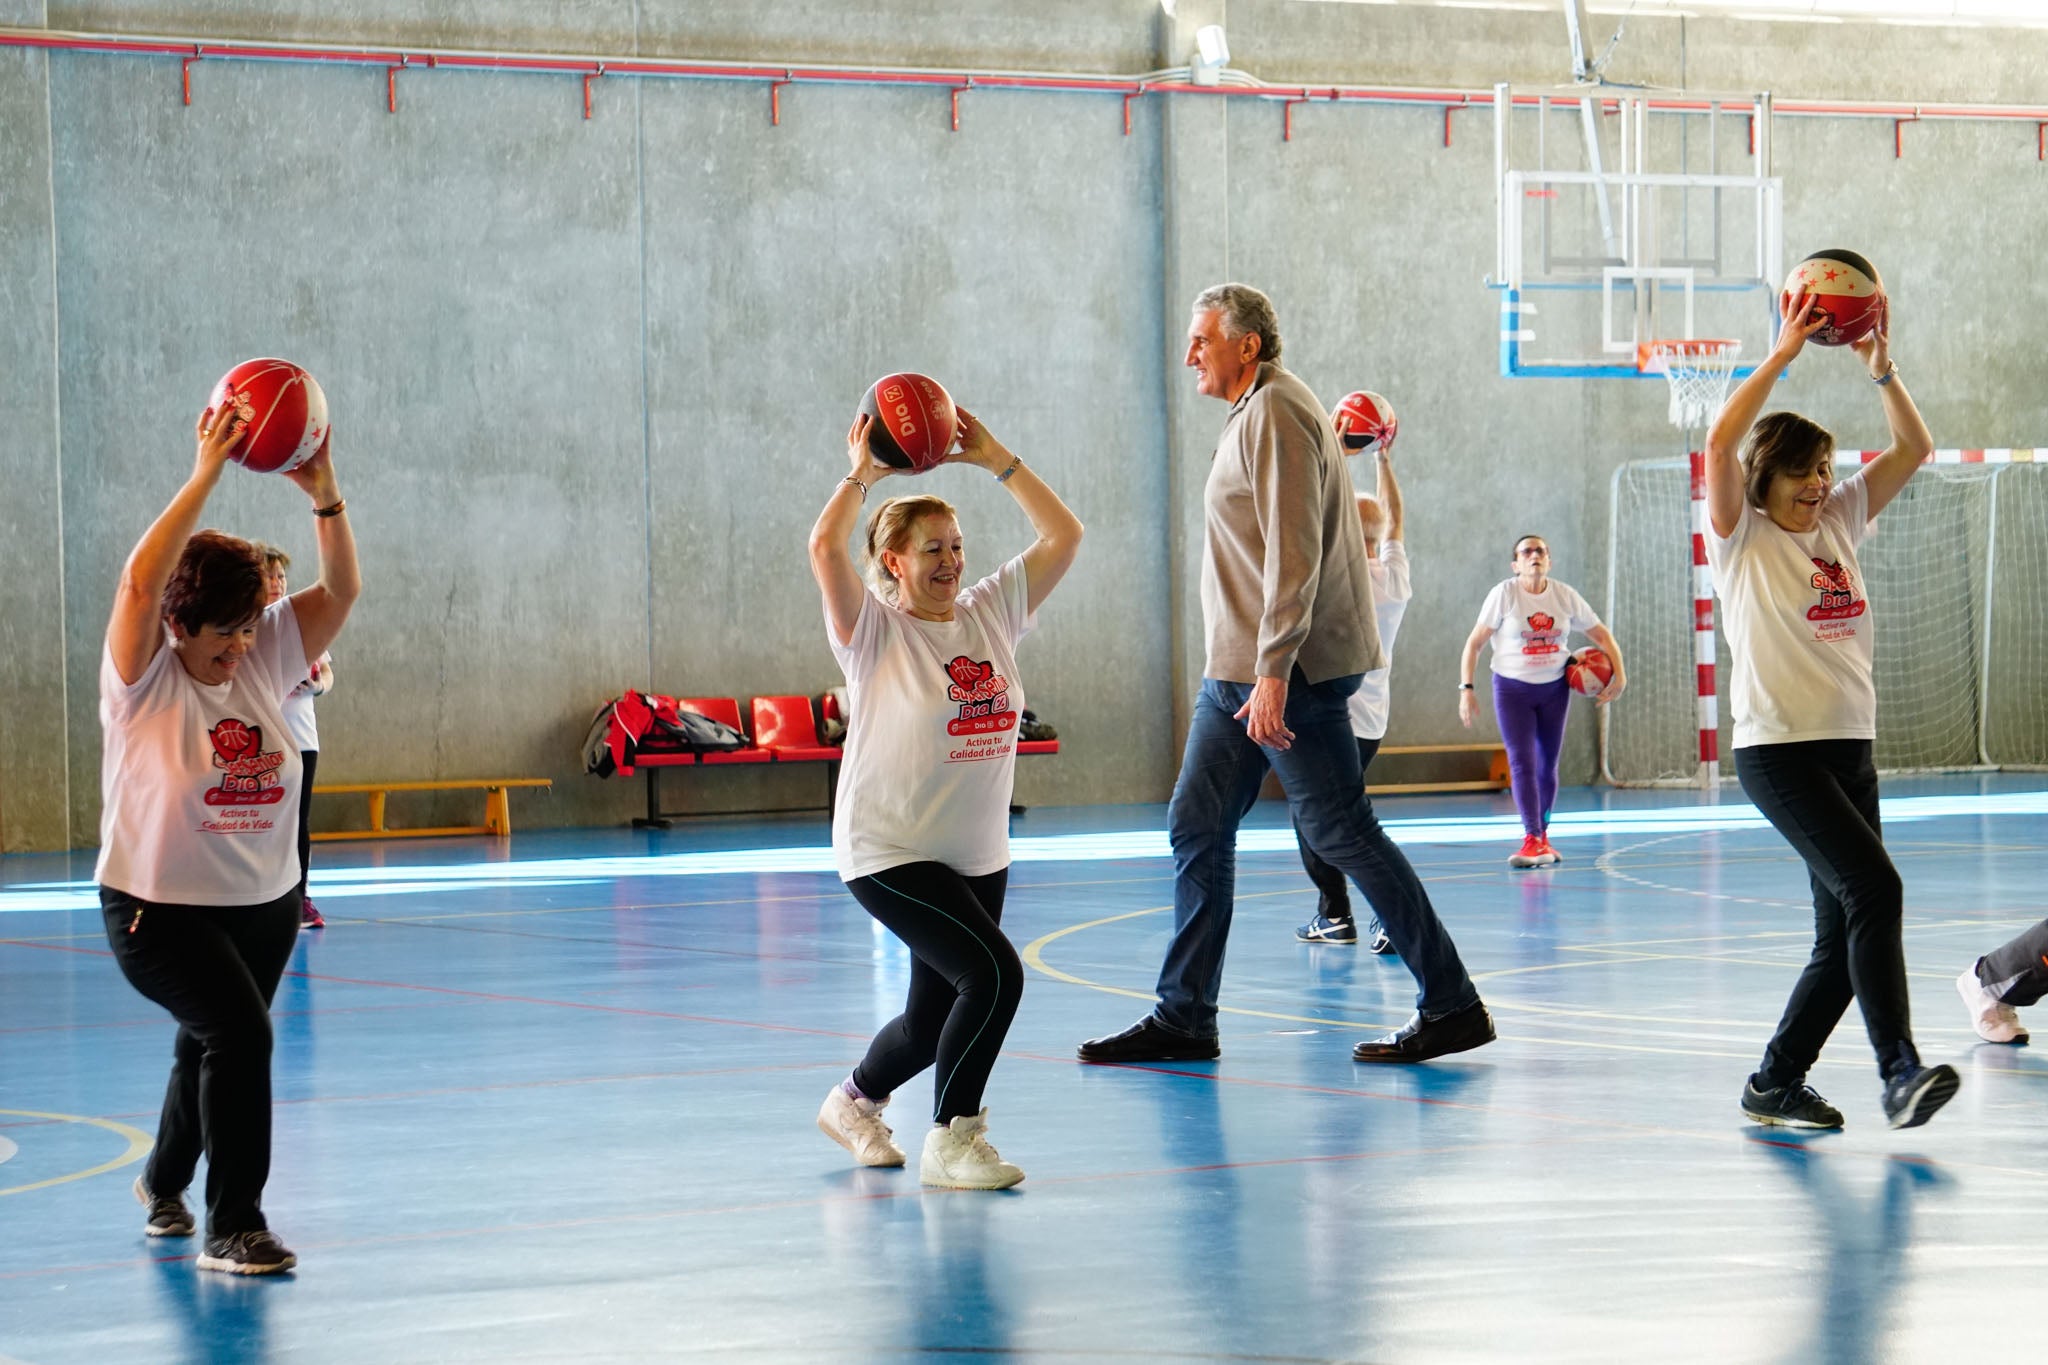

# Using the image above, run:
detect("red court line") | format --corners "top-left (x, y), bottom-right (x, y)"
top-left (0, 937), bottom-right (872, 1041)
top-left (0, 1132), bottom-right (1604, 1281)
top-left (0, 999), bottom-right (463, 1036)
top-left (0, 1059), bottom-right (860, 1130)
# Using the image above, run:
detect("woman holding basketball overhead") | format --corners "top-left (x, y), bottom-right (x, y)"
top-left (1706, 290), bottom-right (1958, 1132)
top-left (99, 403), bottom-right (359, 1272)
top-left (808, 405), bottom-right (1082, 1190)
top-left (1457, 536), bottom-right (1626, 868)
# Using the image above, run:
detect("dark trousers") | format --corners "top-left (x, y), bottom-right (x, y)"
top-left (1976, 918), bottom-right (2048, 1007)
top-left (1495, 674), bottom-right (1572, 837)
top-left (296, 749), bottom-right (318, 903)
top-left (100, 886), bottom-right (303, 1236)
top-left (846, 864), bottom-right (1022, 1125)
top-left (1736, 740), bottom-right (1917, 1086)
top-left (1293, 736), bottom-right (1382, 920)
top-left (1157, 672), bottom-right (1478, 1036)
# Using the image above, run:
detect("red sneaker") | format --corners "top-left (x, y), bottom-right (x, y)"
top-left (1536, 835), bottom-right (1563, 865)
top-left (299, 898), bottom-right (325, 929)
top-left (1508, 835), bottom-right (1550, 869)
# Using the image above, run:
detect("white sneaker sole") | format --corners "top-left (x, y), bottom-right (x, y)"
top-left (195, 1250), bottom-right (297, 1275)
top-left (817, 1113), bottom-right (906, 1168)
top-left (1740, 1107), bottom-right (1840, 1131)
top-left (919, 1161), bottom-right (1024, 1191)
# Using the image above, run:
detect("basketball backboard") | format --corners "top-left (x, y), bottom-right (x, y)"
top-left (1491, 84), bottom-right (1783, 382)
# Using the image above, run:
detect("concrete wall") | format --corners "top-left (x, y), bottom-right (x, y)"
top-left (3, 1), bottom-right (2044, 848)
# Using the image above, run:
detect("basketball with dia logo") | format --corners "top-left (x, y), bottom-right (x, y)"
top-left (858, 373), bottom-right (957, 474)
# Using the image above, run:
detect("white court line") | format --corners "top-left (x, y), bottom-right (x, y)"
top-left (4, 791), bottom-right (2044, 915)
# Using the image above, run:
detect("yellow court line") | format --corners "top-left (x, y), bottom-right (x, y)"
top-left (0, 1109), bottom-right (152, 1196)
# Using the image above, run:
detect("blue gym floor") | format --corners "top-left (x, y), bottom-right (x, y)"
top-left (4, 776), bottom-right (2046, 1364)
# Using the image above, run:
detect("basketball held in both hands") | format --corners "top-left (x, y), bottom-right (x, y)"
top-left (1566, 648), bottom-right (1614, 699)
top-left (207, 359), bottom-right (329, 474)
top-left (1782, 250), bottom-right (1886, 347)
top-left (858, 373), bottom-right (957, 474)
top-left (1333, 390), bottom-right (1397, 454)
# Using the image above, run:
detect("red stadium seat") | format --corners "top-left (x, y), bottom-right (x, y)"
top-left (751, 696), bottom-right (842, 763)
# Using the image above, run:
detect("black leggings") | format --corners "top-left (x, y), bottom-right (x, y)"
top-left (296, 749), bottom-right (318, 903)
top-left (845, 863), bottom-right (1022, 1125)
top-left (1737, 739), bottom-right (1917, 1086)
top-left (1294, 736), bottom-right (1382, 919)
top-left (100, 885), bottom-right (302, 1236)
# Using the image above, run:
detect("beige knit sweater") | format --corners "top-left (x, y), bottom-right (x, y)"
top-left (1200, 362), bottom-right (1384, 685)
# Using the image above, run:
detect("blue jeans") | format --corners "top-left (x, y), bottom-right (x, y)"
top-left (1154, 673), bottom-right (1480, 1037)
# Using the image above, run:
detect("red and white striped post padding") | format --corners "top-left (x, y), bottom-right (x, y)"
top-left (1854, 449), bottom-right (2042, 464)
top-left (1689, 451), bottom-right (1716, 786)
top-left (207, 358), bottom-right (329, 474)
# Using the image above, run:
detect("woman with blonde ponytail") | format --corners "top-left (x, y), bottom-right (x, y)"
top-left (806, 404), bottom-right (1082, 1190)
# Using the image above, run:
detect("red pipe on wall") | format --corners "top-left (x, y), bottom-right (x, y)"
top-left (9, 25), bottom-right (2048, 137)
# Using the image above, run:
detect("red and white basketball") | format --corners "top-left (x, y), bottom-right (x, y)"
top-left (1333, 390), bottom-right (1397, 454)
top-left (207, 359), bottom-right (329, 474)
top-left (1781, 249), bottom-right (1885, 348)
top-left (859, 373), bottom-right (957, 474)
top-left (1566, 648), bottom-right (1614, 699)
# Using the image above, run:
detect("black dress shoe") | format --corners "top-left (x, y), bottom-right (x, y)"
top-left (1351, 1001), bottom-right (1495, 1063)
top-left (1078, 1016), bottom-right (1221, 1063)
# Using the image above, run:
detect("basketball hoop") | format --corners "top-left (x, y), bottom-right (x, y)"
top-left (1638, 339), bottom-right (1741, 432)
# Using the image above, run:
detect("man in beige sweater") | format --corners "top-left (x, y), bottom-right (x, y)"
top-left (1079, 283), bottom-right (1493, 1065)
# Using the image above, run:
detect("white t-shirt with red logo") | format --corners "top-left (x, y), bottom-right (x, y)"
top-left (1348, 541), bottom-right (1411, 740)
top-left (1476, 578), bottom-right (1601, 684)
top-left (1704, 470), bottom-right (1876, 748)
top-left (95, 599), bottom-right (309, 906)
top-left (829, 555), bottom-right (1036, 881)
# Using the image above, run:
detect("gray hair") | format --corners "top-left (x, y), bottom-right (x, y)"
top-left (1192, 283), bottom-right (1282, 364)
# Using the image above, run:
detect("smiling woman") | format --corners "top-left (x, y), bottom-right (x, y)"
top-left (805, 398), bottom-right (1083, 1192)
top-left (1702, 289), bottom-right (1956, 1134)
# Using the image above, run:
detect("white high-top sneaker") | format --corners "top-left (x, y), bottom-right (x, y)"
top-left (920, 1109), bottom-right (1024, 1190)
top-left (1957, 966), bottom-right (2029, 1044)
top-left (817, 1085), bottom-right (906, 1167)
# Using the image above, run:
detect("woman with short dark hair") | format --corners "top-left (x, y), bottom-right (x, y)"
top-left (101, 403), bottom-right (359, 1273)
top-left (1704, 292), bottom-right (1957, 1132)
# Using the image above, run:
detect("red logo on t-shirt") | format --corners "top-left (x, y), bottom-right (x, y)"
top-left (943, 655), bottom-right (1017, 740)
top-left (1806, 557), bottom-right (1867, 622)
top-left (1521, 611), bottom-right (1563, 657)
top-left (204, 718), bottom-right (288, 806)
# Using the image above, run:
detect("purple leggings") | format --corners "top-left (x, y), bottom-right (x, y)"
top-left (1494, 673), bottom-right (1572, 836)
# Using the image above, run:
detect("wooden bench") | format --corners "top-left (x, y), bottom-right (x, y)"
top-left (630, 695), bottom-right (1059, 829)
top-left (311, 778), bottom-right (553, 841)
top-left (1367, 744), bottom-right (1510, 795)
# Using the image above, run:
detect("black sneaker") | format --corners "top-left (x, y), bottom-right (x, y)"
top-left (1365, 918), bottom-right (1395, 956)
top-left (1883, 1063), bottom-right (1961, 1131)
top-left (1295, 913), bottom-right (1357, 944)
top-left (196, 1230), bottom-right (298, 1276)
top-left (133, 1175), bottom-right (195, 1238)
top-left (1352, 1001), bottom-right (1496, 1063)
top-left (1740, 1077), bottom-right (1845, 1130)
top-left (1078, 1016), bottom-right (1220, 1063)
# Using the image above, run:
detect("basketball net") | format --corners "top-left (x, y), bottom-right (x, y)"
top-left (1638, 339), bottom-right (1741, 432)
